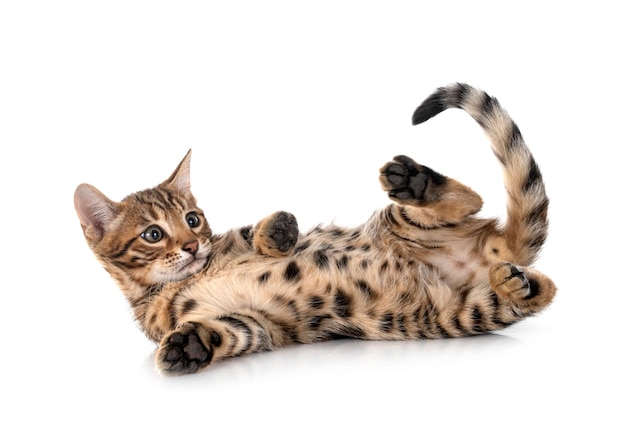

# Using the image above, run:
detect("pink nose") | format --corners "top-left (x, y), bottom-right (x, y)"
top-left (182, 240), bottom-right (199, 255)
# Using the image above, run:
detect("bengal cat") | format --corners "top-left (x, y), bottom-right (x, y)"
top-left (74, 83), bottom-right (557, 375)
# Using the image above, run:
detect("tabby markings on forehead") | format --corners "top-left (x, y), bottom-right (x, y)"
top-left (163, 189), bottom-right (188, 211)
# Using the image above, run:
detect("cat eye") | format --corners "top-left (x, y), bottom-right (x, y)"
top-left (141, 225), bottom-right (164, 243)
top-left (186, 212), bottom-right (201, 228)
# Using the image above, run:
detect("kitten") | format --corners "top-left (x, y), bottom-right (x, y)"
top-left (74, 83), bottom-right (556, 375)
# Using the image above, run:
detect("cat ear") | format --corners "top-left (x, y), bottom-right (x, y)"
top-left (74, 183), bottom-right (119, 241)
top-left (161, 149), bottom-right (192, 193)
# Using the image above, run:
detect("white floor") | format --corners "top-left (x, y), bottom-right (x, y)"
top-left (2, 2), bottom-right (624, 423)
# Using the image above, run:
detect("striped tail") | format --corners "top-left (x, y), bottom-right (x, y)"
top-left (412, 83), bottom-right (548, 266)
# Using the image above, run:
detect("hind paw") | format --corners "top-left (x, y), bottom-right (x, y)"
top-left (379, 155), bottom-right (446, 204)
top-left (490, 263), bottom-right (532, 301)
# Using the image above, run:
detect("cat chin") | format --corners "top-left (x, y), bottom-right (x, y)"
top-left (145, 256), bottom-right (209, 284)
top-left (174, 256), bottom-right (210, 281)
top-left (180, 256), bottom-right (209, 274)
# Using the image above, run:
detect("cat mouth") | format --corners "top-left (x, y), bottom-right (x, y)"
top-left (179, 255), bottom-right (209, 274)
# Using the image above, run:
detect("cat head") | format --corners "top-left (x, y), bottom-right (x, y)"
top-left (74, 150), bottom-right (213, 286)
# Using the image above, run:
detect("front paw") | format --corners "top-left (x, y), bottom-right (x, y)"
top-left (156, 323), bottom-right (214, 375)
top-left (254, 211), bottom-right (299, 256)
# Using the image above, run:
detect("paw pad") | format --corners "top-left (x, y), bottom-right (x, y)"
top-left (158, 325), bottom-right (213, 375)
top-left (268, 212), bottom-right (299, 252)
top-left (380, 155), bottom-right (444, 202)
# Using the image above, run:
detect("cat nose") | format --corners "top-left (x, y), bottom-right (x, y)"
top-left (182, 240), bottom-right (199, 255)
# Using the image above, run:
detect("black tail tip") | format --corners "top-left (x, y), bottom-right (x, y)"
top-left (412, 83), bottom-right (471, 126)
top-left (411, 90), bottom-right (446, 126)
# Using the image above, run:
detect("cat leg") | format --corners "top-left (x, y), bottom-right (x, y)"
top-left (380, 155), bottom-right (483, 226)
top-left (489, 262), bottom-right (557, 316)
top-left (206, 212), bottom-right (298, 269)
top-left (253, 211), bottom-right (299, 257)
top-left (156, 315), bottom-right (275, 375)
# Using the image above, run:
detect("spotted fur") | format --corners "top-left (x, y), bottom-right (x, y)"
top-left (74, 83), bottom-right (556, 375)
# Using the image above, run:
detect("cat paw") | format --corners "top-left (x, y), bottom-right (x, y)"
top-left (254, 211), bottom-right (299, 256)
top-left (379, 155), bottom-right (446, 204)
top-left (156, 323), bottom-right (214, 375)
top-left (490, 263), bottom-right (532, 301)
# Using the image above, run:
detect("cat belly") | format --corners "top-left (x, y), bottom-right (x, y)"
top-left (426, 244), bottom-right (489, 287)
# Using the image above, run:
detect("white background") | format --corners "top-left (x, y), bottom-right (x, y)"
top-left (1, 1), bottom-right (624, 423)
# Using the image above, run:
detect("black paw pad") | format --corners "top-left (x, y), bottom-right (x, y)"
top-left (269, 212), bottom-right (299, 252)
top-left (382, 155), bottom-right (444, 201)
top-left (161, 328), bottom-right (212, 375)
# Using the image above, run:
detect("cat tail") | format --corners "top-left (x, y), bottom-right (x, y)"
top-left (412, 83), bottom-right (548, 266)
